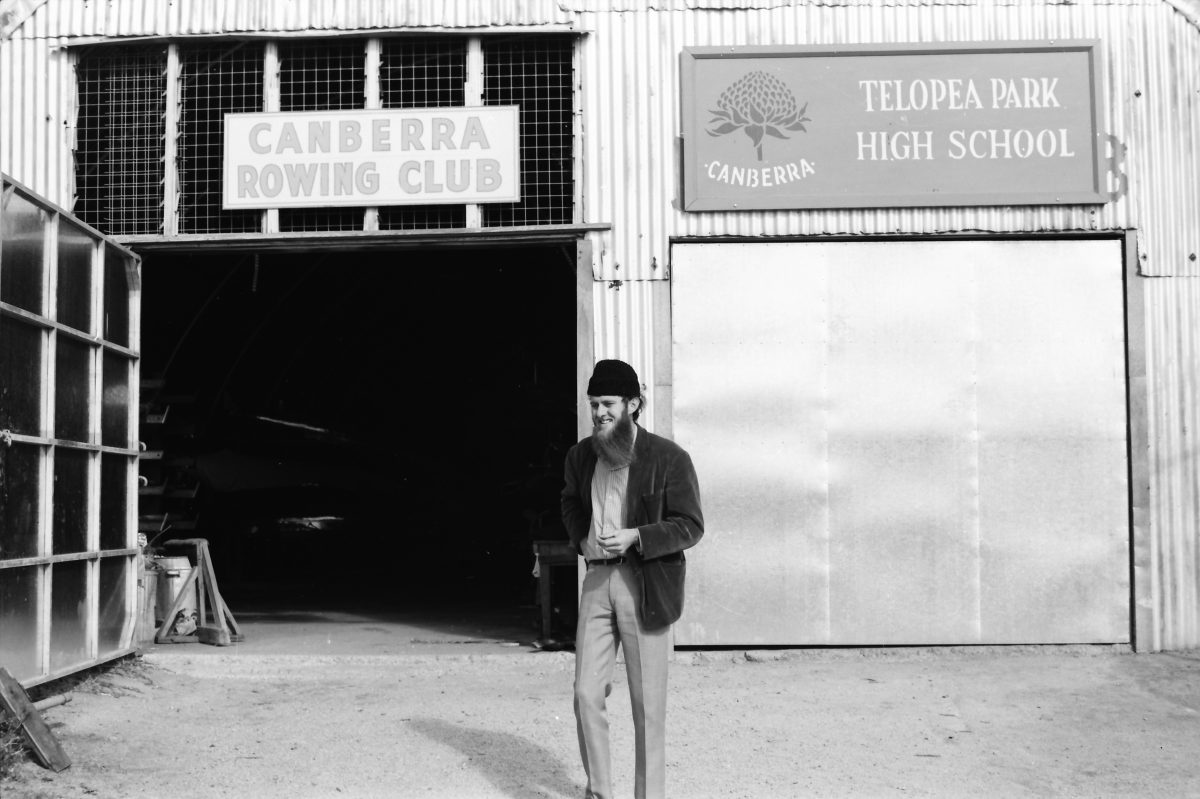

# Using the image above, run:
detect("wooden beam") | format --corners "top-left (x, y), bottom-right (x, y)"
top-left (116, 224), bottom-right (611, 254)
top-left (0, 666), bottom-right (71, 772)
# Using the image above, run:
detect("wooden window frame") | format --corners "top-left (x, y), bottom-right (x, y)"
top-left (1, 176), bottom-right (142, 687)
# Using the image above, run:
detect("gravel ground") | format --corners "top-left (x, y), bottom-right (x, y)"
top-left (3, 646), bottom-right (1200, 798)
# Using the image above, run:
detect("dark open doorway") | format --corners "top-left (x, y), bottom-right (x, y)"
top-left (137, 243), bottom-right (580, 649)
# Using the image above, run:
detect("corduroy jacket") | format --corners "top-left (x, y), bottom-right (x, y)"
top-left (561, 425), bottom-right (704, 629)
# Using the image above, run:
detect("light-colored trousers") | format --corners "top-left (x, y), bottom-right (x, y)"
top-left (574, 561), bottom-right (671, 799)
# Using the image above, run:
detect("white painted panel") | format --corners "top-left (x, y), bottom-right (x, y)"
top-left (825, 247), bottom-right (980, 644)
top-left (672, 239), bottom-right (1129, 645)
top-left (672, 243), bottom-right (830, 645)
top-left (973, 239), bottom-right (1129, 643)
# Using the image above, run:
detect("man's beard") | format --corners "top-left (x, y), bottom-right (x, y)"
top-left (591, 412), bottom-right (636, 468)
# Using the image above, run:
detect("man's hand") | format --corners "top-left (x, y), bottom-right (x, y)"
top-left (598, 528), bottom-right (640, 555)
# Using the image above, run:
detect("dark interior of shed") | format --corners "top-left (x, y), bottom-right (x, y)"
top-left (136, 243), bottom-right (580, 644)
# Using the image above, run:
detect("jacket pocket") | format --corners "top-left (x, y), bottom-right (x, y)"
top-left (640, 556), bottom-right (686, 630)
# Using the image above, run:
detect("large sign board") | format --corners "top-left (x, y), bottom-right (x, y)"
top-left (223, 106), bottom-right (520, 209)
top-left (681, 42), bottom-right (1107, 211)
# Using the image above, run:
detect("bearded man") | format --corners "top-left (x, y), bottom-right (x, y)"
top-left (561, 359), bottom-right (704, 799)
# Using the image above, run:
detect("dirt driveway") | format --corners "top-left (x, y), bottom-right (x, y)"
top-left (4, 645), bottom-right (1200, 798)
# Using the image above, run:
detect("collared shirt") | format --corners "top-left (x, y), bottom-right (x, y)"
top-left (583, 428), bottom-right (636, 561)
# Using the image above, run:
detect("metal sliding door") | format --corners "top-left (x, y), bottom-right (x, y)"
top-left (0, 178), bottom-right (141, 685)
top-left (672, 239), bottom-right (1129, 646)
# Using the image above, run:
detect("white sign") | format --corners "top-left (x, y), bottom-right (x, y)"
top-left (223, 106), bottom-right (520, 209)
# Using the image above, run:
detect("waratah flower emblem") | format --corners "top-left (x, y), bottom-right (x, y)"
top-left (707, 71), bottom-right (811, 162)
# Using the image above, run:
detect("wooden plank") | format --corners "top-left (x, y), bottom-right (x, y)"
top-left (222, 604), bottom-right (244, 640)
top-left (196, 626), bottom-right (232, 646)
top-left (198, 541), bottom-right (240, 638)
top-left (1124, 229), bottom-right (1153, 652)
top-left (158, 539), bottom-right (243, 644)
top-left (196, 550), bottom-right (208, 634)
top-left (162, 45), bottom-right (180, 235)
top-left (0, 667), bottom-right (71, 772)
top-left (576, 236), bottom-right (595, 442)
top-left (652, 278), bottom-right (674, 441)
top-left (115, 223), bottom-right (610, 252)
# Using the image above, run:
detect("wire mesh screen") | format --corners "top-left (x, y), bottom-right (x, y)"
top-left (278, 40), bottom-right (366, 233)
top-left (179, 43), bottom-right (264, 234)
top-left (378, 37), bottom-right (467, 231)
top-left (72, 35), bottom-right (575, 238)
top-left (483, 35), bottom-right (575, 227)
top-left (74, 46), bottom-right (167, 236)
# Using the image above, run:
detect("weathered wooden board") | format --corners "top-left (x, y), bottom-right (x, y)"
top-left (0, 666), bottom-right (71, 772)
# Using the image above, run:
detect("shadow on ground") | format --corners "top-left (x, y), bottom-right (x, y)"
top-left (408, 717), bottom-right (584, 799)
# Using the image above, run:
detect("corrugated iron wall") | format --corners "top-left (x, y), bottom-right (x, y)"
top-left (1143, 277), bottom-right (1200, 651)
top-left (22, 0), bottom-right (575, 38)
top-left (578, 1), bottom-right (1200, 280)
top-left (4, 0), bottom-right (1199, 649)
top-left (574, 0), bottom-right (1200, 652)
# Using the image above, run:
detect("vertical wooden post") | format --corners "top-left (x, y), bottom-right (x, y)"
top-left (162, 45), bottom-right (180, 236)
top-left (363, 38), bottom-right (381, 232)
top-left (263, 43), bottom-right (280, 234)
top-left (464, 37), bottom-right (483, 229)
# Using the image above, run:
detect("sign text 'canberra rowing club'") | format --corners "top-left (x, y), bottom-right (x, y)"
top-left (223, 106), bottom-right (520, 209)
